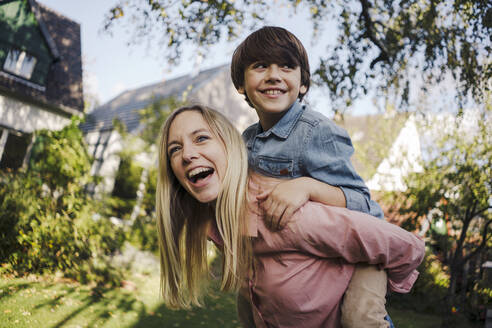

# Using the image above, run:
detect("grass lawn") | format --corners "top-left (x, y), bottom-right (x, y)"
top-left (0, 272), bottom-right (480, 328)
top-left (388, 307), bottom-right (442, 327)
top-left (0, 273), bottom-right (240, 328)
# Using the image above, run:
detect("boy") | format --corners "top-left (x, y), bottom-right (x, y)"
top-left (231, 26), bottom-right (392, 328)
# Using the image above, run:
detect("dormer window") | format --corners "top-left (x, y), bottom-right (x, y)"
top-left (3, 48), bottom-right (37, 80)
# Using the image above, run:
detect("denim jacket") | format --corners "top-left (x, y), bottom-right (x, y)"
top-left (242, 101), bottom-right (384, 219)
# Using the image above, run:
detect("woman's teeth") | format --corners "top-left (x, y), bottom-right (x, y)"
top-left (188, 167), bottom-right (214, 183)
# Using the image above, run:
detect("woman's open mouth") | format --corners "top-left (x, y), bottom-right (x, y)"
top-left (187, 167), bottom-right (214, 183)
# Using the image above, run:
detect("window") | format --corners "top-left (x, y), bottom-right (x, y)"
top-left (3, 48), bottom-right (37, 80)
top-left (0, 129), bottom-right (32, 170)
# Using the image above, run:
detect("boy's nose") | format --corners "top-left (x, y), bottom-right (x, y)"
top-left (265, 65), bottom-right (281, 82)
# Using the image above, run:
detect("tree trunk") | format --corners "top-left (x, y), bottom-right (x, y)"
top-left (442, 267), bottom-right (458, 327)
top-left (460, 261), bottom-right (469, 313)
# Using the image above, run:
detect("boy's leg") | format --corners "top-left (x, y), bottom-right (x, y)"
top-left (341, 264), bottom-right (389, 328)
top-left (237, 290), bottom-right (256, 328)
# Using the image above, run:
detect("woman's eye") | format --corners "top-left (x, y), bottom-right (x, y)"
top-left (168, 146), bottom-right (180, 156)
top-left (196, 135), bottom-right (209, 143)
top-left (253, 62), bottom-right (266, 69)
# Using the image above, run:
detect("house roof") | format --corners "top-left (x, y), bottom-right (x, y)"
top-left (28, 0), bottom-right (60, 60)
top-left (0, 0), bottom-right (84, 114)
top-left (80, 64), bottom-right (229, 133)
top-left (336, 112), bottom-right (409, 181)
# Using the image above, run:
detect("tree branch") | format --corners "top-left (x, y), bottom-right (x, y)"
top-left (359, 0), bottom-right (390, 68)
top-left (451, 201), bottom-right (477, 267)
top-left (470, 205), bottom-right (492, 219)
top-left (462, 219), bottom-right (492, 263)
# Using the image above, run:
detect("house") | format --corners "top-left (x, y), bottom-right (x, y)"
top-left (341, 109), bottom-right (487, 193)
top-left (0, 0), bottom-right (83, 170)
top-left (336, 112), bottom-right (423, 224)
top-left (339, 108), bottom-right (489, 229)
top-left (337, 111), bottom-right (422, 192)
top-left (80, 64), bottom-right (256, 194)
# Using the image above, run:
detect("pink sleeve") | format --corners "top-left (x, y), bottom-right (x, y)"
top-left (285, 202), bottom-right (425, 293)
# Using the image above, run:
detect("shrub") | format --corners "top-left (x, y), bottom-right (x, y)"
top-left (390, 252), bottom-right (449, 314)
top-left (126, 215), bottom-right (158, 253)
top-left (0, 120), bottom-right (125, 286)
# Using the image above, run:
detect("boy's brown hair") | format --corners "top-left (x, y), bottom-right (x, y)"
top-left (231, 26), bottom-right (311, 105)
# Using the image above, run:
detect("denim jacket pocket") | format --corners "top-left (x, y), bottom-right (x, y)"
top-left (257, 156), bottom-right (294, 177)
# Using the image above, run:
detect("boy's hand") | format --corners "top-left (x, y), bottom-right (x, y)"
top-left (257, 177), bottom-right (346, 231)
top-left (257, 178), bottom-right (310, 231)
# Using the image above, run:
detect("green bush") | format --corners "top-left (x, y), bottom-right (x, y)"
top-left (101, 195), bottom-right (136, 220)
top-left (390, 252), bottom-right (449, 314)
top-left (104, 160), bottom-right (158, 252)
top-left (126, 215), bottom-right (159, 253)
top-left (112, 155), bottom-right (143, 200)
top-left (0, 120), bottom-right (125, 286)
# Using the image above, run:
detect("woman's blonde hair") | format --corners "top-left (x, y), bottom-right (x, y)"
top-left (156, 105), bottom-right (251, 308)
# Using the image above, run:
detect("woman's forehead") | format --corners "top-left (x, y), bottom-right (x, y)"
top-left (169, 111), bottom-right (209, 135)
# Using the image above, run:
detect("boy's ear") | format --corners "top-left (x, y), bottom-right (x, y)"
top-left (238, 86), bottom-right (245, 94)
top-left (299, 85), bottom-right (307, 95)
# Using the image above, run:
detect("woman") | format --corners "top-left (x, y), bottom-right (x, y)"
top-left (156, 105), bottom-right (424, 328)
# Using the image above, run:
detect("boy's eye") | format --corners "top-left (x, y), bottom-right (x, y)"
top-left (281, 63), bottom-right (294, 69)
top-left (252, 62), bottom-right (267, 69)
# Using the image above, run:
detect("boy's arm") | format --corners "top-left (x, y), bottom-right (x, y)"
top-left (304, 121), bottom-right (384, 218)
top-left (257, 177), bottom-right (346, 230)
top-left (259, 120), bottom-right (383, 230)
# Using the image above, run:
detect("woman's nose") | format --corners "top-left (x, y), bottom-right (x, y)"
top-left (182, 144), bottom-right (199, 162)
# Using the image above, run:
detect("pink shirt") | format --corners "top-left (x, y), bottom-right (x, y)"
top-left (209, 173), bottom-right (425, 328)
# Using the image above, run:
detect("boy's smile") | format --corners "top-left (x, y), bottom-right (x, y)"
top-left (239, 63), bottom-right (307, 131)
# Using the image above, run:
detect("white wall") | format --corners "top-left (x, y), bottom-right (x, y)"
top-left (0, 95), bottom-right (71, 133)
top-left (367, 115), bottom-right (423, 191)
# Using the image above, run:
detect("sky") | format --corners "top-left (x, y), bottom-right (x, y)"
top-left (37, 0), bottom-right (376, 117)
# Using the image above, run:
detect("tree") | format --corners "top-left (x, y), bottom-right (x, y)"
top-left (138, 95), bottom-right (183, 146)
top-left (397, 109), bottom-right (491, 326)
top-left (103, 0), bottom-right (491, 114)
top-left (106, 96), bottom-right (181, 222)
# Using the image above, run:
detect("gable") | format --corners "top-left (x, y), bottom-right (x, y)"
top-left (0, 0), bottom-right (54, 86)
top-left (336, 113), bottom-right (409, 181)
top-left (0, 0), bottom-right (84, 113)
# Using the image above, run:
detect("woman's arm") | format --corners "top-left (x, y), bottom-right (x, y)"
top-left (285, 203), bottom-right (425, 293)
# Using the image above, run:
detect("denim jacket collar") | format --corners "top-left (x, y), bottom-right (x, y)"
top-left (255, 101), bottom-right (305, 139)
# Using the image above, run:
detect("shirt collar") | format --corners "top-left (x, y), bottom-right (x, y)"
top-left (256, 100), bottom-right (305, 139)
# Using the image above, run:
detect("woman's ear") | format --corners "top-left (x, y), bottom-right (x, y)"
top-left (238, 86), bottom-right (245, 94)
